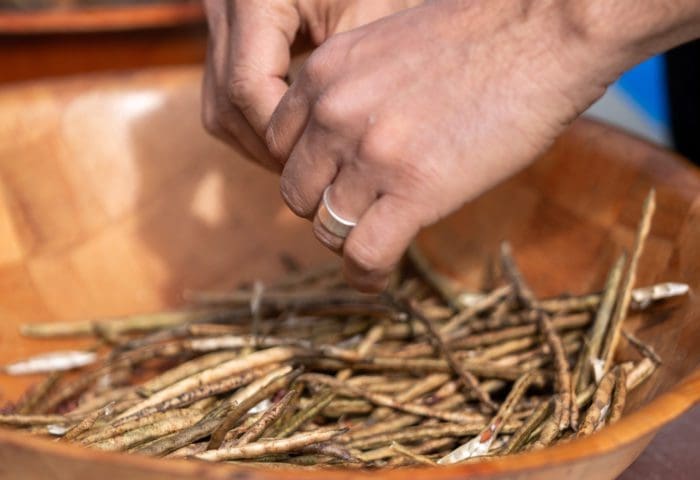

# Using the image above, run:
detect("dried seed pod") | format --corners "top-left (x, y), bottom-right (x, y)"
top-left (118, 347), bottom-right (298, 420)
top-left (607, 367), bottom-right (628, 425)
top-left (577, 368), bottom-right (617, 436)
top-left (62, 404), bottom-right (111, 442)
top-left (195, 427), bottom-right (346, 462)
top-left (236, 389), bottom-right (297, 446)
top-left (14, 372), bottom-right (62, 415)
top-left (207, 366), bottom-right (300, 450)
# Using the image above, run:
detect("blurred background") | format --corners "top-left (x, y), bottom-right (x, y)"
top-left (0, 0), bottom-right (698, 163)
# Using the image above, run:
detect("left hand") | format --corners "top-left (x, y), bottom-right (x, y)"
top-left (201, 0), bottom-right (418, 171)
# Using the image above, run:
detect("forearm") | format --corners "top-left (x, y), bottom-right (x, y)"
top-left (567, 0), bottom-right (700, 69)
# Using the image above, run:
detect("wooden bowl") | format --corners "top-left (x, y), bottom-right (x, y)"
top-left (0, 66), bottom-right (698, 479)
top-left (0, 0), bottom-right (203, 34)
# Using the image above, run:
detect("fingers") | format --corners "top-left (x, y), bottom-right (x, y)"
top-left (201, 0), bottom-right (281, 171)
top-left (311, 163), bottom-right (379, 253)
top-left (266, 34), bottom-right (355, 161)
top-left (279, 123), bottom-right (341, 219)
top-left (227, 1), bottom-right (300, 137)
top-left (266, 80), bottom-right (312, 161)
top-left (202, 0), bottom-right (298, 171)
top-left (343, 195), bottom-right (421, 292)
top-left (204, 44), bottom-right (281, 172)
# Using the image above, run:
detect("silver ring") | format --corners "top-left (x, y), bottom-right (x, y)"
top-left (317, 186), bottom-right (357, 239)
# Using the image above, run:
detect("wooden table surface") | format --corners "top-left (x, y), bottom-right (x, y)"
top-left (619, 405), bottom-right (699, 479)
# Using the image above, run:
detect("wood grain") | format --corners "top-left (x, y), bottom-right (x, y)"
top-left (0, 66), bottom-right (697, 479)
top-left (0, 1), bottom-right (204, 33)
top-left (0, 25), bottom-right (207, 84)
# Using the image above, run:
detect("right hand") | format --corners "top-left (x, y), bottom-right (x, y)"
top-left (201, 0), bottom-right (419, 172)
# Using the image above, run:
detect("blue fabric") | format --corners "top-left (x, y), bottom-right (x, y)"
top-left (615, 55), bottom-right (670, 126)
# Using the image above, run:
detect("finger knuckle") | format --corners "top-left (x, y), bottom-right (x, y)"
top-left (311, 90), bottom-right (347, 129)
top-left (301, 48), bottom-right (332, 87)
top-left (226, 65), bottom-right (257, 111)
top-left (358, 123), bottom-right (401, 166)
top-left (345, 238), bottom-right (388, 276)
top-left (265, 123), bottom-right (286, 161)
top-left (279, 174), bottom-right (311, 218)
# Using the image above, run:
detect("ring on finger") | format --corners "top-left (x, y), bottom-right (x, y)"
top-left (316, 186), bottom-right (357, 239)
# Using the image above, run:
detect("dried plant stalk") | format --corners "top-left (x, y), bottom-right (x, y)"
top-left (0, 414), bottom-right (68, 426)
top-left (503, 400), bottom-right (552, 454)
top-left (385, 294), bottom-right (496, 410)
top-left (450, 313), bottom-right (591, 349)
top-left (340, 415), bottom-right (421, 444)
top-left (390, 442), bottom-right (438, 466)
top-left (118, 347), bottom-right (297, 419)
top-left (622, 330), bottom-right (662, 365)
top-left (336, 323), bottom-right (384, 382)
top-left (500, 242), bottom-right (537, 307)
top-left (92, 408), bottom-right (204, 451)
top-left (500, 243), bottom-right (572, 432)
top-left (438, 371), bottom-right (544, 464)
top-left (21, 309), bottom-right (233, 338)
top-left (441, 285), bottom-right (512, 335)
top-left (135, 415), bottom-right (223, 457)
top-left (137, 351), bottom-right (240, 396)
top-left (7, 194), bottom-right (674, 470)
top-left (407, 243), bottom-right (460, 309)
top-left (626, 357), bottom-right (658, 390)
top-left (302, 442), bottom-right (360, 463)
top-left (81, 408), bottom-right (207, 446)
top-left (276, 389), bottom-right (335, 438)
top-left (15, 372), bottom-right (62, 415)
top-left (195, 427), bottom-right (346, 462)
top-left (348, 421), bottom-right (521, 450)
top-left (538, 313), bottom-right (572, 431)
top-left (607, 367), bottom-right (628, 425)
top-left (577, 368), bottom-right (617, 436)
top-left (207, 366), bottom-right (299, 450)
top-left (602, 189), bottom-right (656, 373)
top-left (61, 406), bottom-right (108, 442)
top-left (236, 389), bottom-right (297, 446)
top-left (119, 367), bottom-right (270, 424)
top-left (300, 373), bottom-right (486, 424)
top-left (575, 253), bottom-right (626, 392)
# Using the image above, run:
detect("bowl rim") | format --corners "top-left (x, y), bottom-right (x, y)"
top-left (0, 1), bottom-right (204, 34)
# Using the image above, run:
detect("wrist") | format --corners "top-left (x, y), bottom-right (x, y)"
top-left (562, 0), bottom-right (700, 72)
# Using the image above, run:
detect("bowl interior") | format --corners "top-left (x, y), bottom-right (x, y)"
top-left (0, 66), bottom-right (699, 478)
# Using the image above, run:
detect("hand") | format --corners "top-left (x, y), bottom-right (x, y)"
top-left (201, 0), bottom-right (419, 171)
top-left (267, 0), bottom-right (624, 291)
